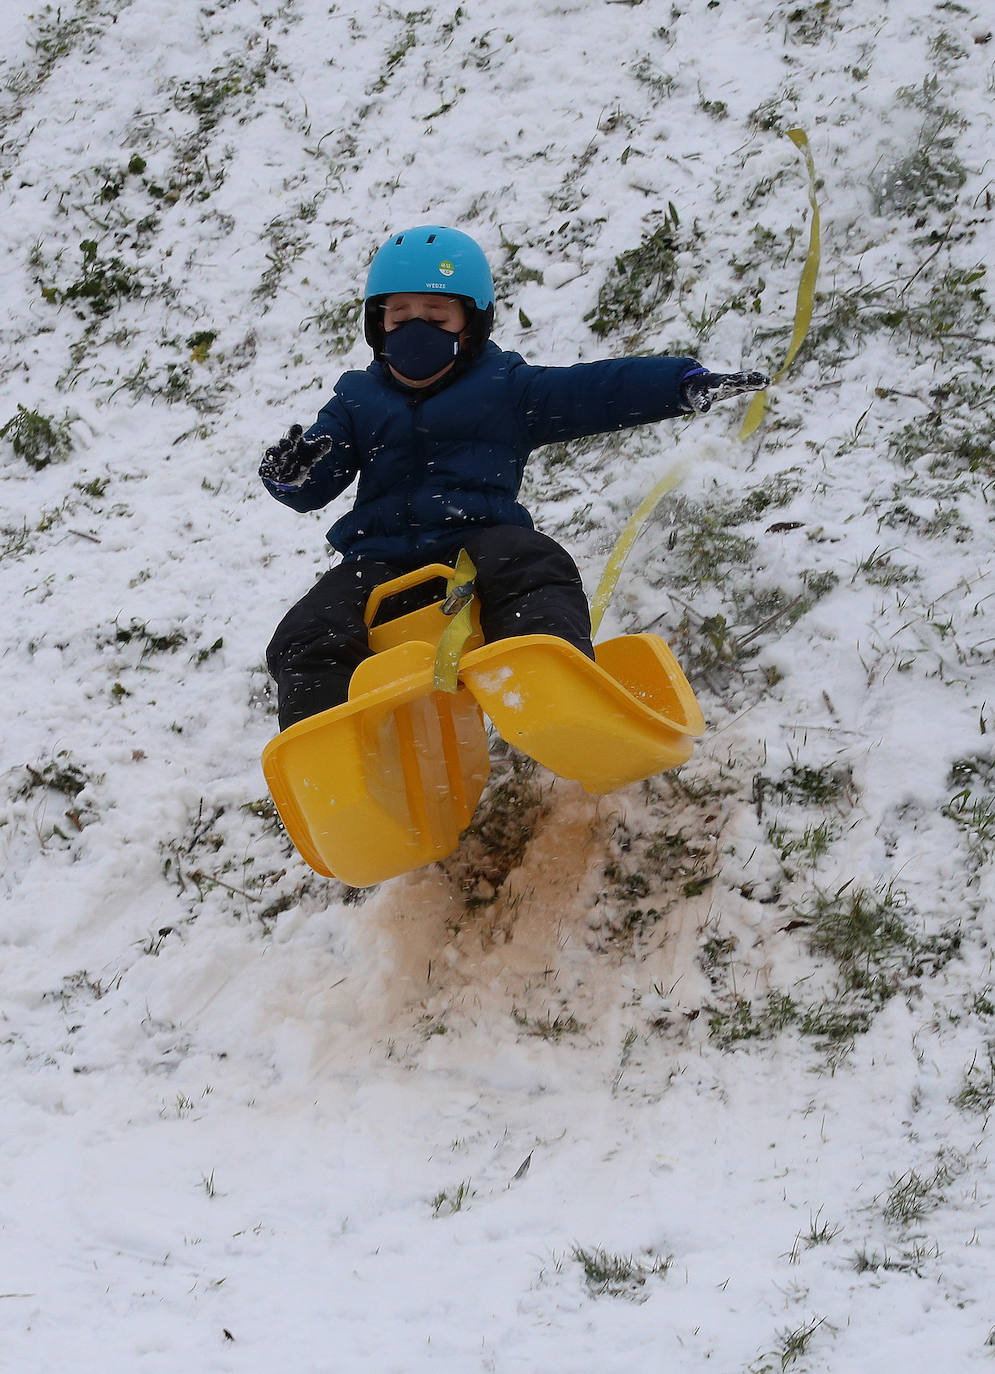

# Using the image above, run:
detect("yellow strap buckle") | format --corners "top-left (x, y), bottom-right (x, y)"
top-left (433, 549), bottom-right (477, 693)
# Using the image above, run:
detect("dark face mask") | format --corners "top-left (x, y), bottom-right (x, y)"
top-left (381, 316), bottom-right (462, 382)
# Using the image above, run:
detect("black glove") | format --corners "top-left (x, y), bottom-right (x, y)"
top-left (259, 423), bottom-right (332, 486)
top-left (680, 368), bottom-right (770, 414)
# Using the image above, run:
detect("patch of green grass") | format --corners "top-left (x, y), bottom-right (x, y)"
top-left (103, 348), bottom-right (227, 413)
top-left (707, 991), bottom-right (801, 1048)
top-left (43, 967), bottom-right (120, 1007)
top-left (94, 152), bottom-right (148, 204)
top-left (700, 932), bottom-right (737, 980)
top-left (254, 208), bottom-right (314, 302)
top-left (76, 475), bottom-right (108, 499)
top-left (1, 405), bottom-right (74, 470)
top-left (971, 988), bottom-right (995, 1018)
top-left (784, 1), bottom-right (836, 45)
top-left (853, 547), bottom-right (922, 588)
top-left (53, 237), bottom-right (146, 318)
top-left (571, 1244), bottom-right (671, 1299)
top-left (800, 1208), bottom-right (842, 1249)
top-left (881, 1152), bottom-right (964, 1225)
top-left (755, 762), bottom-right (854, 812)
top-left (495, 235), bottom-right (545, 307)
top-left (241, 797), bottom-right (280, 825)
top-left (889, 368), bottom-right (993, 482)
top-left (628, 55), bottom-right (676, 101)
top-left (746, 88), bottom-right (799, 136)
top-left (511, 1009), bottom-right (585, 1041)
top-left (585, 208), bottom-right (685, 338)
top-left (951, 1055), bottom-right (995, 1115)
top-left (800, 283), bottom-right (893, 365)
top-left (4, 2), bottom-right (103, 101)
top-left (778, 1316), bottom-right (827, 1370)
top-left (187, 330), bottom-right (217, 363)
top-left (727, 474), bottom-right (803, 523)
top-left (807, 883), bottom-right (960, 1000)
top-left (736, 884), bottom-right (958, 1061)
top-left (190, 636), bottom-right (224, 666)
top-left (768, 818), bottom-right (836, 875)
top-left (172, 53), bottom-right (277, 136)
top-left (15, 753), bottom-right (99, 840)
top-left (928, 30), bottom-right (969, 67)
top-left (113, 617), bottom-right (188, 657)
top-left (0, 522), bottom-right (32, 563)
top-left (708, 995), bottom-right (764, 1046)
top-left (662, 485), bottom-right (823, 661)
top-left (945, 758), bottom-right (995, 862)
top-left (698, 91), bottom-right (728, 121)
top-left (432, 1179), bottom-right (473, 1217)
top-left (805, 254), bottom-right (985, 371)
top-left (707, 879), bottom-right (959, 1058)
top-left (670, 509), bottom-right (757, 594)
top-left (371, 29), bottom-right (419, 92)
top-left (302, 296), bottom-right (363, 352)
top-left (852, 1242), bottom-right (938, 1276)
top-left (871, 76), bottom-right (967, 217)
top-left (796, 1000), bottom-right (871, 1045)
top-left (592, 782), bottom-right (727, 948)
top-left (600, 853), bottom-right (676, 935)
top-left (944, 790), bottom-right (995, 867)
top-left (18, 753), bottom-right (91, 801)
top-left (761, 1316), bottom-right (826, 1372)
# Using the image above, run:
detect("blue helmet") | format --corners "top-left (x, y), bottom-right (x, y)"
top-left (363, 225), bottom-right (495, 356)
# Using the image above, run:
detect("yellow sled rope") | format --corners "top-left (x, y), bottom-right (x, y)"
top-left (739, 128), bottom-right (821, 441)
top-left (589, 465), bottom-right (686, 638)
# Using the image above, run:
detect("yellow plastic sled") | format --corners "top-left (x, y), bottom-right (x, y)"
top-left (261, 563), bottom-right (704, 887)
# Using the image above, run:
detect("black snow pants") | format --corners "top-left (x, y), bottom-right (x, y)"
top-left (266, 525), bottom-right (594, 730)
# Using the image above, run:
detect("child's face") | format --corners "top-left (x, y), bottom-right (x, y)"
top-left (382, 292), bottom-right (468, 334)
top-left (382, 293), bottom-right (469, 388)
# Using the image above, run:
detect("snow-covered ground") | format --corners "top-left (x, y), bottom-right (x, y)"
top-left (2, 1), bottom-right (994, 1369)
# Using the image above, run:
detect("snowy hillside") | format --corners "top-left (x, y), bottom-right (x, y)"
top-left (2, 0), bottom-right (994, 1368)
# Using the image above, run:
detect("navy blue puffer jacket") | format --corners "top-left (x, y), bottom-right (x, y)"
top-left (262, 341), bottom-right (697, 563)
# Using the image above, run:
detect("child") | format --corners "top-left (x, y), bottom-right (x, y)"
top-left (261, 225), bottom-right (767, 729)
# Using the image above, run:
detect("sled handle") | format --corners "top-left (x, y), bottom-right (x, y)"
top-left (363, 563), bottom-right (459, 628)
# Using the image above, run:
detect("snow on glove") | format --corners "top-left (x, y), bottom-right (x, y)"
top-left (680, 368), bottom-right (770, 414)
top-left (259, 423), bottom-right (333, 486)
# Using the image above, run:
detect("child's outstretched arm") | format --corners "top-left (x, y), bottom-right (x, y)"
top-left (512, 352), bottom-right (762, 448)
